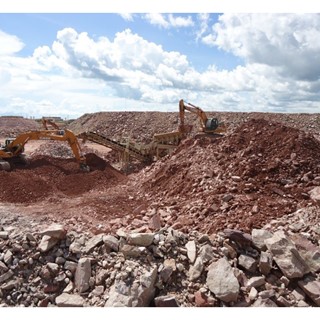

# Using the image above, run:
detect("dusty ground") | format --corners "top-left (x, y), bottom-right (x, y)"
top-left (1, 112), bottom-right (320, 237)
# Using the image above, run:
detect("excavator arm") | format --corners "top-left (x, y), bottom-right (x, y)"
top-left (42, 118), bottom-right (60, 130)
top-left (0, 129), bottom-right (89, 171)
top-left (179, 99), bottom-right (209, 132)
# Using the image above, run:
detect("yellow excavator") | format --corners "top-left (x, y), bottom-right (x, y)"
top-left (178, 99), bottom-right (226, 135)
top-left (0, 129), bottom-right (90, 172)
top-left (42, 118), bottom-right (60, 130)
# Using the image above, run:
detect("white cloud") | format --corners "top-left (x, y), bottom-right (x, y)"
top-left (0, 30), bottom-right (25, 55)
top-left (2, 15), bottom-right (320, 118)
top-left (168, 14), bottom-right (194, 28)
top-left (196, 13), bottom-right (210, 41)
top-left (144, 13), bottom-right (169, 28)
top-left (144, 13), bottom-right (194, 29)
top-left (207, 13), bottom-right (320, 81)
top-left (118, 13), bottom-right (134, 21)
top-left (48, 28), bottom-right (191, 93)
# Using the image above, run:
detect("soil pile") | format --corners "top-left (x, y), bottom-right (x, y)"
top-left (68, 111), bottom-right (320, 143)
top-left (0, 116), bottom-right (40, 135)
top-left (136, 118), bottom-right (320, 233)
top-left (0, 153), bottom-right (125, 204)
top-left (68, 111), bottom-right (183, 143)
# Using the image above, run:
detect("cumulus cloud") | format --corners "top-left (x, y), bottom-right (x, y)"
top-left (2, 14), bottom-right (320, 117)
top-left (168, 14), bottom-right (194, 28)
top-left (118, 13), bottom-right (134, 21)
top-left (196, 13), bottom-right (210, 41)
top-left (206, 13), bottom-right (320, 81)
top-left (144, 13), bottom-right (194, 29)
top-left (48, 27), bottom-right (192, 99)
top-left (0, 30), bottom-right (24, 55)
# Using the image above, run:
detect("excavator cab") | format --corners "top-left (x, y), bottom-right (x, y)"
top-left (5, 138), bottom-right (17, 147)
top-left (205, 118), bottom-right (219, 132)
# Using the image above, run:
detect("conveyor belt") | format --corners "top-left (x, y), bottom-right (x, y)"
top-left (79, 131), bottom-right (151, 162)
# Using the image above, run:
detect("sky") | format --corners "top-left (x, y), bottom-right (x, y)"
top-left (1, 1), bottom-right (320, 119)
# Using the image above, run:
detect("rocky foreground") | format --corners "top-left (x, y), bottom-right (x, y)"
top-left (0, 205), bottom-right (319, 308)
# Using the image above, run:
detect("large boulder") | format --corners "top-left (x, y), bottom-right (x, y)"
top-left (206, 258), bottom-right (239, 303)
top-left (127, 233), bottom-right (155, 247)
top-left (265, 230), bottom-right (310, 279)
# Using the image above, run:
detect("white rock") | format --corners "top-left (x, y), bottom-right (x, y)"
top-left (246, 276), bottom-right (266, 289)
top-left (103, 235), bottom-right (119, 251)
top-left (40, 224), bottom-right (66, 239)
top-left (84, 234), bottom-right (104, 253)
top-left (75, 258), bottom-right (91, 293)
top-left (252, 229), bottom-right (273, 250)
top-left (249, 287), bottom-right (258, 300)
top-left (38, 235), bottom-right (59, 253)
top-left (198, 244), bottom-right (215, 264)
top-left (127, 233), bottom-right (154, 246)
top-left (298, 277), bottom-right (320, 306)
top-left (185, 240), bottom-right (197, 263)
top-left (55, 293), bottom-right (84, 307)
top-left (309, 186), bottom-right (320, 203)
top-left (238, 254), bottom-right (257, 273)
top-left (189, 257), bottom-right (204, 281)
top-left (265, 230), bottom-right (310, 279)
top-left (0, 231), bottom-right (9, 240)
top-left (206, 258), bottom-right (239, 303)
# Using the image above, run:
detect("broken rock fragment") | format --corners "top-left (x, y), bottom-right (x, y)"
top-left (298, 276), bottom-right (320, 306)
top-left (251, 229), bottom-right (273, 251)
top-left (185, 240), bottom-right (197, 263)
top-left (75, 258), bottom-right (91, 293)
top-left (206, 258), bottom-right (239, 303)
top-left (40, 224), bottom-right (67, 239)
top-left (55, 293), bottom-right (85, 307)
top-left (84, 234), bottom-right (104, 254)
top-left (265, 230), bottom-right (310, 279)
top-left (127, 233), bottom-right (154, 246)
top-left (38, 235), bottom-right (59, 253)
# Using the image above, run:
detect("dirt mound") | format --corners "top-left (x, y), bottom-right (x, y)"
top-left (68, 111), bottom-right (182, 143)
top-left (136, 118), bottom-right (320, 233)
top-left (0, 116), bottom-right (40, 135)
top-left (68, 111), bottom-right (320, 144)
top-left (0, 153), bottom-right (125, 204)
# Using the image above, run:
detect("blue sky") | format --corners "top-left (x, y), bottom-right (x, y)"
top-left (1, 2), bottom-right (320, 118)
top-left (0, 13), bottom-right (241, 72)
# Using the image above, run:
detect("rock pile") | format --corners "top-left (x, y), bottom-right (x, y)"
top-left (0, 208), bottom-right (319, 307)
top-left (0, 116), bottom-right (40, 136)
top-left (67, 111), bottom-right (320, 143)
top-left (30, 141), bottom-right (76, 159)
top-left (134, 119), bottom-right (320, 234)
